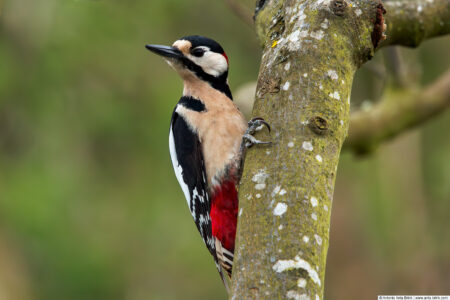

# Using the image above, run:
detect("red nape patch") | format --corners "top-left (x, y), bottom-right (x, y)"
top-left (211, 180), bottom-right (238, 252)
top-left (222, 52), bottom-right (229, 64)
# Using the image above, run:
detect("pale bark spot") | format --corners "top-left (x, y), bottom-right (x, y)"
top-left (274, 203), bottom-right (288, 216)
top-left (302, 141), bottom-right (313, 151)
top-left (252, 169), bottom-right (269, 183)
top-left (310, 30), bottom-right (324, 40)
top-left (288, 30), bottom-right (301, 43)
top-left (314, 234), bottom-right (323, 245)
top-left (328, 91), bottom-right (340, 100)
top-left (272, 256), bottom-right (321, 286)
top-left (255, 183), bottom-right (266, 190)
top-left (285, 62), bottom-right (291, 71)
top-left (272, 185), bottom-right (281, 196)
top-left (297, 278), bottom-right (307, 288)
top-left (327, 69), bottom-right (338, 80)
top-left (286, 291), bottom-right (310, 300)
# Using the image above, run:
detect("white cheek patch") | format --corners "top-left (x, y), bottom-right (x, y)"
top-left (188, 51), bottom-right (228, 77)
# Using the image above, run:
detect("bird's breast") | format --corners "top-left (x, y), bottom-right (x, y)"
top-left (176, 97), bottom-right (247, 187)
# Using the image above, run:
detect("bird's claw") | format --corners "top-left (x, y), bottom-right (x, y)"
top-left (243, 134), bottom-right (271, 148)
top-left (237, 117), bottom-right (272, 182)
top-left (247, 117), bottom-right (271, 134)
top-left (243, 117), bottom-right (271, 148)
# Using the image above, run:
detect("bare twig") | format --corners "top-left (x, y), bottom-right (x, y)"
top-left (383, 47), bottom-right (409, 88)
top-left (223, 0), bottom-right (254, 28)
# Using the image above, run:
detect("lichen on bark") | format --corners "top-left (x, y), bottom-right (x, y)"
top-left (231, 0), bottom-right (384, 299)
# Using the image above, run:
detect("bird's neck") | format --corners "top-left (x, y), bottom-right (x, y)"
top-left (183, 76), bottom-right (232, 100)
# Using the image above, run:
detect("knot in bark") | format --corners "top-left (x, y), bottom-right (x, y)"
top-left (258, 76), bottom-right (281, 96)
top-left (249, 286), bottom-right (260, 297)
top-left (308, 116), bottom-right (329, 135)
top-left (330, 0), bottom-right (348, 16)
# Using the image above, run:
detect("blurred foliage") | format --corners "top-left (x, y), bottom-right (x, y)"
top-left (0, 0), bottom-right (449, 299)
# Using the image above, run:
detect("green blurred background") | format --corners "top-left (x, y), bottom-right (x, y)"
top-left (0, 0), bottom-right (449, 299)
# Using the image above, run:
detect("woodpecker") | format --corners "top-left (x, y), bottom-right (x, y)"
top-left (146, 35), bottom-right (269, 289)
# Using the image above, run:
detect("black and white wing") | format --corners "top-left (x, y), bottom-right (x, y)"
top-left (169, 109), bottom-right (226, 275)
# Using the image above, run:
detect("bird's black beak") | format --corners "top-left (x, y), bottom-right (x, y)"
top-left (145, 44), bottom-right (182, 59)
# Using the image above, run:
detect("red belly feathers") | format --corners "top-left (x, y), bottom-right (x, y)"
top-left (210, 180), bottom-right (239, 252)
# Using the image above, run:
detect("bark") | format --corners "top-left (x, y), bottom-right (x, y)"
top-left (230, 0), bottom-right (450, 299)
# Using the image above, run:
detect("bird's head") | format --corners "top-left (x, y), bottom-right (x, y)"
top-left (146, 35), bottom-right (229, 83)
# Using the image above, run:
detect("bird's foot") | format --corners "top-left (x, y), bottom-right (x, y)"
top-left (237, 117), bottom-right (272, 183)
top-left (243, 117), bottom-right (271, 148)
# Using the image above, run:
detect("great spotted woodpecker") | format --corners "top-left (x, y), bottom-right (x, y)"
top-left (146, 36), bottom-right (269, 289)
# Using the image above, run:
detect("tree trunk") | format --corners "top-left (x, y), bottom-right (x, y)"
top-left (231, 0), bottom-right (385, 298)
top-left (230, 0), bottom-right (450, 298)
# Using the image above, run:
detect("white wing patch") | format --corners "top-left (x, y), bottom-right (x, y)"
top-left (169, 125), bottom-right (191, 209)
top-left (193, 187), bottom-right (205, 203)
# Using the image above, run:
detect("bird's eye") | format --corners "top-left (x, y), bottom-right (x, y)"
top-left (191, 48), bottom-right (205, 57)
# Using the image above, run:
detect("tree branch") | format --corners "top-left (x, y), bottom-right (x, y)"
top-left (383, 47), bottom-right (409, 88)
top-left (380, 0), bottom-right (450, 48)
top-left (344, 70), bottom-right (450, 153)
